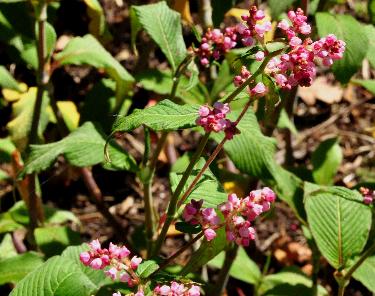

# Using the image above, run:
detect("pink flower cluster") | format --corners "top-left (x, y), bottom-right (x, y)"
top-left (237, 5), bottom-right (272, 46)
top-left (113, 292), bottom-right (143, 296)
top-left (196, 27), bottom-right (238, 66)
top-left (219, 188), bottom-right (276, 246)
top-left (182, 187), bottom-right (276, 246)
top-left (154, 281), bottom-right (200, 296)
top-left (196, 102), bottom-right (237, 139)
top-left (196, 6), bottom-right (270, 66)
top-left (80, 240), bottom-right (142, 287)
top-left (182, 199), bottom-right (220, 241)
top-left (360, 187), bottom-right (375, 205)
top-left (267, 8), bottom-right (345, 89)
top-left (233, 66), bottom-right (267, 96)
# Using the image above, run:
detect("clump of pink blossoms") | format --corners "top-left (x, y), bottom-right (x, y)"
top-left (196, 5), bottom-right (270, 66)
top-left (196, 102), bottom-right (238, 139)
top-left (154, 281), bottom-right (200, 296)
top-left (267, 8), bottom-right (345, 89)
top-left (360, 187), bottom-right (375, 205)
top-left (182, 199), bottom-right (220, 241)
top-left (80, 240), bottom-right (142, 287)
top-left (182, 187), bottom-right (276, 246)
top-left (233, 66), bottom-right (268, 96)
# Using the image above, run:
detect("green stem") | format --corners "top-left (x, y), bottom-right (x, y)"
top-left (211, 244), bottom-right (239, 296)
top-left (344, 241), bottom-right (375, 281)
top-left (151, 132), bottom-right (210, 257)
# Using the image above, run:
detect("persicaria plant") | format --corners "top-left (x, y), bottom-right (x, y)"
top-left (2, 1), bottom-right (375, 296)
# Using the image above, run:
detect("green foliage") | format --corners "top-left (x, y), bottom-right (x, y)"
top-left (304, 183), bottom-right (372, 269)
top-left (316, 13), bottom-right (369, 84)
top-left (10, 244), bottom-right (110, 296)
top-left (136, 260), bottom-right (159, 279)
top-left (352, 79), bottom-right (375, 94)
top-left (311, 138), bottom-right (342, 185)
top-left (170, 158), bottom-right (227, 208)
top-left (364, 25), bottom-right (375, 69)
top-left (212, 0), bottom-right (235, 27)
top-left (130, 1), bottom-right (186, 71)
top-left (20, 122), bottom-right (137, 177)
top-left (54, 34), bottom-right (134, 103)
top-left (181, 227), bottom-right (227, 275)
top-left (175, 221), bottom-right (202, 234)
top-left (111, 99), bottom-right (199, 134)
top-left (0, 234), bottom-right (17, 260)
top-left (35, 226), bottom-right (81, 258)
top-left (0, 252), bottom-right (44, 285)
top-left (0, 66), bottom-right (20, 90)
top-left (268, 0), bottom-right (296, 19)
top-left (209, 247), bottom-right (261, 285)
top-left (353, 255), bottom-right (375, 292)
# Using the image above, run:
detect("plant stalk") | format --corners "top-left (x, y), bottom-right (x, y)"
top-left (344, 241), bottom-right (375, 281)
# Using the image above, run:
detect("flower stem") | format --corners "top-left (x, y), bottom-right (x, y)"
top-left (343, 241), bottom-right (375, 281)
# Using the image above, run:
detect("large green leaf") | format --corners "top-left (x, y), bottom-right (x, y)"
top-left (20, 122), bottom-right (136, 177)
top-left (111, 99), bottom-right (199, 133)
top-left (54, 35), bottom-right (134, 102)
top-left (208, 247), bottom-right (261, 285)
top-left (316, 13), bottom-right (368, 84)
top-left (170, 158), bottom-right (227, 208)
top-left (0, 234), bottom-right (17, 260)
top-left (0, 252), bottom-right (44, 285)
top-left (131, 2), bottom-right (186, 71)
top-left (304, 183), bottom-right (372, 269)
top-left (311, 138), bottom-right (342, 185)
top-left (0, 66), bottom-right (20, 90)
top-left (353, 255), bottom-right (375, 292)
top-left (364, 25), bottom-right (375, 69)
top-left (7, 87), bottom-right (49, 150)
top-left (181, 227), bottom-right (227, 275)
top-left (268, 0), bottom-right (296, 19)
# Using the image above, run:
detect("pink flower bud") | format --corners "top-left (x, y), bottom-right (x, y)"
top-left (254, 10), bottom-right (265, 20)
top-left (130, 256), bottom-right (142, 270)
top-left (113, 292), bottom-right (122, 296)
top-left (79, 251), bottom-right (91, 265)
top-left (90, 258), bottom-right (103, 270)
top-left (105, 267), bottom-right (118, 280)
top-left (119, 272), bottom-right (131, 283)
top-left (135, 292), bottom-right (144, 296)
top-left (278, 19), bottom-right (290, 30)
top-left (89, 239), bottom-right (101, 251)
top-left (198, 105), bottom-right (210, 117)
top-left (204, 228), bottom-right (217, 241)
top-left (251, 82), bottom-right (267, 95)
top-left (289, 36), bottom-right (302, 47)
top-left (159, 285), bottom-right (171, 295)
top-left (188, 285), bottom-right (201, 296)
top-left (255, 50), bottom-right (265, 61)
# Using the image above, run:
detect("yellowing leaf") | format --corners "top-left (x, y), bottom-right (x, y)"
top-left (173, 0), bottom-right (193, 24)
top-left (48, 101), bottom-right (80, 131)
top-left (2, 83), bottom-right (28, 102)
top-left (83, 0), bottom-right (111, 41)
top-left (7, 87), bottom-right (49, 150)
top-left (225, 8), bottom-right (248, 20)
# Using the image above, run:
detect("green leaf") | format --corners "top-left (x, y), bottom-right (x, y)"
top-left (353, 255), bottom-right (375, 292)
top-left (83, 0), bottom-right (111, 40)
top-left (20, 122), bottom-right (136, 177)
top-left (352, 79), bottom-right (375, 95)
top-left (316, 13), bottom-right (369, 84)
top-left (311, 138), bottom-right (342, 185)
top-left (304, 183), bottom-right (372, 269)
top-left (35, 226), bottom-right (81, 258)
top-left (0, 136), bottom-right (16, 162)
top-left (212, 0), bottom-right (234, 27)
top-left (130, 1), bottom-right (186, 71)
top-left (170, 158), bottom-right (227, 208)
top-left (181, 227), bottom-right (227, 275)
top-left (364, 25), bottom-right (375, 69)
top-left (9, 255), bottom-right (99, 296)
top-left (36, 22), bottom-right (56, 59)
top-left (111, 99), bottom-right (199, 134)
top-left (268, 0), bottom-right (296, 19)
top-left (175, 221), bottom-right (202, 234)
top-left (0, 252), bottom-right (44, 285)
top-left (277, 109), bottom-right (297, 135)
top-left (208, 247), bottom-right (261, 285)
top-left (0, 66), bottom-right (20, 91)
top-left (136, 260), bottom-right (159, 279)
top-left (7, 87), bottom-right (49, 151)
top-left (54, 34), bottom-right (134, 102)
top-left (210, 60), bottom-right (234, 100)
top-left (103, 142), bottom-right (138, 172)
top-left (0, 233), bottom-right (18, 260)
top-left (0, 212), bottom-right (23, 233)
top-left (369, 0), bottom-right (375, 24)
top-left (135, 69), bottom-right (207, 104)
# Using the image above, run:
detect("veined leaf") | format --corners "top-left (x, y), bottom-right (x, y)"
top-left (0, 252), bottom-right (44, 285)
top-left (54, 35), bottom-right (134, 102)
top-left (304, 183), bottom-right (372, 269)
top-left (316, 13), bottom-right (368, 84)
top-left (130, 1), bottom-right (186, 71)
top-left (136, 260), bottom-right (159, 279)
top-left (170, 158), bottom-right (227, 208)
top-left (312, 138), bottom-right (342, 185)
top-left (208, 247), bottom-right (261, 285)
top-left (20, 122), bottom-right (137, 177)
top-left (111, 99), bottom-right (199, 133)
top-left (7, 87), bottom-right (49, 150)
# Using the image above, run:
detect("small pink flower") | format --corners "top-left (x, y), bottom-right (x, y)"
top-left (242, 36), bottom-right (254, 47)
top-left (113, 292), bottom-right (121, 296)
top-left (79, 251), bottom-right (91, 265)
top-left (119, 272), bottom-right (131, 283)
top-left (105, 267), bottom-right (118, 280)
top-left (198, 105), bottom-right (210, 117)
top-left (255, 50), bottom-right (265, 61)
top-left (90, 258), bottom-right (103, 270)
top-left (289, 36), bottom-right (302, 47)
top-left (130, 256), bottom-right (142, 270)
top-left (277, 19), bottom-right (290, 30)
top-left (89, 239), bottom-right (101, 251)
top-left (204, 228), bottom-right (217, 241)
top-left (188, 285), bottom-right (201, 296)
top-left (135, 291), bottom-right (144, 296)
top-left (159, 285), bottom-right (171, 295)
top-left (251, 82), bottom-right (267, 96)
